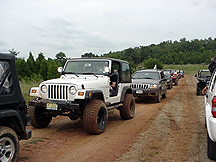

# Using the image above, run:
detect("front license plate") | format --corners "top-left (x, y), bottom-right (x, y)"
top-left (46, 103), bottom-right (58, 110)
top-left (136, 90), bottom-right (143, 94)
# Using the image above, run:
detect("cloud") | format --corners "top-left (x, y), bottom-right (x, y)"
top-left (0, 0), bottom-right (216, 59)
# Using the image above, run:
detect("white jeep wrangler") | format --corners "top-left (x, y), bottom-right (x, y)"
top-left (28, 58), bottom-right (135, 134)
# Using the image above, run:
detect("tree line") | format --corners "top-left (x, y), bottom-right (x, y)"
top-left (12, 37), bottom-right (216, 81)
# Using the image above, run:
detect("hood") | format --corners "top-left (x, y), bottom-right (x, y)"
top-left (40, 75), bottom-right (109, 89)
top-left (132, 79), bottom-right (159, 84)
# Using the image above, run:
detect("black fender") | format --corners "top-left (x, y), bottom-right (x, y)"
top-left (120, 86), bottom-right (132, 102)
top-left (85, 90), bottom-right (104, 101)
top-left (0, 109), bottom-right (31, 140)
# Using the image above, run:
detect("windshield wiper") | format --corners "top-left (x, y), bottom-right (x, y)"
top-left (62, 72), bottom-right (79, 77)
top-left (144, 77), bottom-right (153, 79)
top-left (82, 72), bottom-right (98, 78)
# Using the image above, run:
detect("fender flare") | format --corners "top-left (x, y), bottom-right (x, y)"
top-left (120, 86), bottom-right (132, 102)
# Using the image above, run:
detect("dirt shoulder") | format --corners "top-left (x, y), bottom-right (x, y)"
top-left (17, 75), bottom-right (211, 162)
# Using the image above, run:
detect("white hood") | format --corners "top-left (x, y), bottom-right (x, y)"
top-left (40, 74), bottom-right (109, 89)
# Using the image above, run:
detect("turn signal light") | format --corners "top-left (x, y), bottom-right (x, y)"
top-left (31, 89), bottom-right (37, 93)
top-left (78, 92), bottom-right (84, 96)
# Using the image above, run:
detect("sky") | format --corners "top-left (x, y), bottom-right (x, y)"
top-left (0, 0), bottom-right (216, 59)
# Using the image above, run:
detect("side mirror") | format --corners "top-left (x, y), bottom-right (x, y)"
top-left (104, 67), bottom-right (110, 73)
top-left (57, 67), bottom-right (63, 73)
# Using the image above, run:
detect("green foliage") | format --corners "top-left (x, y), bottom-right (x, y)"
top-left (20, 79), bottom-right (42, 103)
top-left (13, 37), bottom-right (216, 82)
top-left (55, 52), bottom-right (66, 67)
top-left (103, 37), bottom-right (216, 67)
top-left (47, 60), bottom-right (61, 79)
top-left (9, 48), bottom-right (20, 56)
top-left (81, 52), bottom-right (98, 58)
top-left (142, 58), bottom-right (163, 69)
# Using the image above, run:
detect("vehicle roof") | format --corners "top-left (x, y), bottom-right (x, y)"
top-left (0, 53), bottom-right (15, 61)
top-left (199, 69), bottom-right (209, 72)
top-left (67, 57), bottom-right (129, 64)
top-left (135, 69), bottom-right (162, 73)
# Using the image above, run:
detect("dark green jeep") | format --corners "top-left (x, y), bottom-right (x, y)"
top-left (0, 53), bottom-right (31, 162)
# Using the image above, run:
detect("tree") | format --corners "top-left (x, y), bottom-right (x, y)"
top-left (81, 52), bottom-right (96, 58)
top-left (15, 58), bottom-right (31, 79)
top-left (142, 58), bottom-right (163, 69)
top-left (9, 48), bottom-right (20, 56)
top-left (47, 60), bottom-right (60, 79)
top-left (55, 52), bottom-right (66, 66)
top-left (39, 59), bottom-right (48, 80)
top-left (27, 52), bottom-right (36, 74)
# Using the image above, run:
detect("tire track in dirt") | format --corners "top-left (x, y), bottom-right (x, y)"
top-left (117, 75), bottom-right (210, 162)
top-left (17, 75), bottom-right (210, 162)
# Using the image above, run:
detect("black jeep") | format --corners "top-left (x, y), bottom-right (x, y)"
top-left (0, 53), bottom-right (31, 162)
top-left (195, 69), bottom-right (211, 95)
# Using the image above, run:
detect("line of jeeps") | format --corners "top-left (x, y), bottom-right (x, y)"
top-left (0, 53), bottom-right (183, 161)
top-left (131, 68), bottom-right (182, 103)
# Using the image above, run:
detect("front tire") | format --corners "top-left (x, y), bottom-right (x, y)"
top-left (120, 94), bottom-right (135, 120)
top-left (0, 126), bottom-right (19, 162)
top-left (207, 132), bottom-right (216, 160)
top-left (83, 100), bottom-right (108, 134)
top-left (27, 106), bottom-right (52, 128)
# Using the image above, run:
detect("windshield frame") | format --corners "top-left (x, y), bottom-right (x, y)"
top-left (132, 71), bottom-right (160, 80)
top-left (63, 59), bottom-right (111, 75)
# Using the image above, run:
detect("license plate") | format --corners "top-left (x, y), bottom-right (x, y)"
top-left (46, 103), bottom-right (58, 110)
top-left (136, 90), bottom-right (143, 94)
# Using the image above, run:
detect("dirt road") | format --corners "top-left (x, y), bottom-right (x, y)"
top-left (17, 75), bottom-right (211, 162)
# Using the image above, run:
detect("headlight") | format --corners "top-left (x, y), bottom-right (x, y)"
top-left (149, 84), bottom-right (158, 89)
top-left (69, 86), bottom-right (77, 94)
top-left (41, 85), bottom-right (47, 93)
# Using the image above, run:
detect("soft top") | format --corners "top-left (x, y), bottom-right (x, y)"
top-left (68, 57), bottom-right (129, 64)
top-left (0, 53), bottom-right (15, 61)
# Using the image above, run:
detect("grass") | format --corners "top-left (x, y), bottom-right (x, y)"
top-left (19, 80), bottom-right (42, 105)
top-left (164, 64), bottom-right (208, 75)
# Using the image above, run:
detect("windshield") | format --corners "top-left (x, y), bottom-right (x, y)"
top-left (132, 72), bottom-right (159, 80)
top-left (164, 71), bottom-right (171, 77)
top-left (64, 60), bottom-right (109, 75)
top-left (199, 71), bottom-right (211, 78)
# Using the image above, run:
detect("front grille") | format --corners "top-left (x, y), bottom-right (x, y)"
top-left (48, 85), bottom-right (68, 100)
top-left (132, 84), bottom-right (149, 89)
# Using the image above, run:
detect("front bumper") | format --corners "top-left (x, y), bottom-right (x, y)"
top-left (29, 98), bottom-right (80, 111)
top-left (132, 89), bottom-right (159, 98)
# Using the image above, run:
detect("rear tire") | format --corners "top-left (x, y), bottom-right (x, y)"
top-left (83, 100), bottom-right (108, 134)
top-left (120, 94), bottom-right (135, 120)
top-left (0, 126), bottom-right (19, 162)
top-left (27, 106), bottom-right (52, 128)
top-left (207, 132), bottom-right (216, 160)
top-left (155, 91), bottom-right (161, 103)
top-left (162, 89), bottom-right (167, 98)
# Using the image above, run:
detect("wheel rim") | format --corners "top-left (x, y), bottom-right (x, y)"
top-left (97, 107), bottom-right (107, 129)
top-left (0, 137), bottom-right (15, 162)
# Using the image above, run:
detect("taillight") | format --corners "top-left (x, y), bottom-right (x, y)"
top-left (212, 96), bottom-right (216, 117)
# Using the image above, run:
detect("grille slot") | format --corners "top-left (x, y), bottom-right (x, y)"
top-left (48, 85), bottom-right (68, 100)
top-left (132, 84), bottom-right (149, 89)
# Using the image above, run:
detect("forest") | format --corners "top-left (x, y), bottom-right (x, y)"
top-left (11, 37), bottom-right (216, 81)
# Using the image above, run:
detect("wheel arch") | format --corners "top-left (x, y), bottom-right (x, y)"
top-left (0, 109), bottom-right (26, 140)
top-left (120, 86), bottom-right (132, 102)
top-left (85, 90), bottom-right (105, 101)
